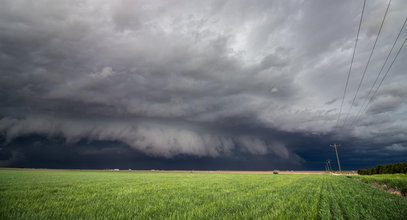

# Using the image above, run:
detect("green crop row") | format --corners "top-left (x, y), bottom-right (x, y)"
top-left (1, 170), bottom-right (407, 219)
top-left (350, 174), bottom-right (407, 196)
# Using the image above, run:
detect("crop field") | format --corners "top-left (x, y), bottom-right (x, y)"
top-left (350, 174), bottom-right (407, 196)
top-left (1, 169), bottom-right (407, 219)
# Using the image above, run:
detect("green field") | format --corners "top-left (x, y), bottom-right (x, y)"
top-left (350, 174), bottom-right (407, 196)
top-left (1, 170), bottom-right (406, 219)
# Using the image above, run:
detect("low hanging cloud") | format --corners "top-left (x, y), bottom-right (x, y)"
top-left (0, 0), bottom-right (406, 168)
top-left (0, 116), bottom-right (301, 164)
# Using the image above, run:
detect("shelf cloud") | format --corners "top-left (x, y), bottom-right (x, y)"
top-left (1, 0), bottom-right (406, 169)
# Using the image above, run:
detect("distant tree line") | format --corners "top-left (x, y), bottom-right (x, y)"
top-left (357, 162), bottom-right (407, 175)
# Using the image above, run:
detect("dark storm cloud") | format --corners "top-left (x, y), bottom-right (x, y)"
top-left (0, 0), bottom-right (406, 169)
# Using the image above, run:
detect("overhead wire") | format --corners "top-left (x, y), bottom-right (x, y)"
top-left (352, 35), bottom-right (407, 124)
top-left (341, 0), bottom-right (392, 127)
top-left (349, 18), bottom-right (407, 127)
top-left (334, 0), bottom-right (366, 131)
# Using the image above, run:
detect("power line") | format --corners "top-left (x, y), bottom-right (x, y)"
top-left (350, 18), bottom-right (407, 127)
top-left (330, 1), bottom-right (366, 173)
top-left (354, 35), bottom-right (407, 123)
top-left (334, 0), bottom-right (366, 131)
top-left (342, 0), bottom-right (392, 127)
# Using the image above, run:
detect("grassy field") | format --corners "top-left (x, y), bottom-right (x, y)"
top-left (1, 170), bottom-right (407, 219)
top-left (350, 174), bottom-right (407, 196)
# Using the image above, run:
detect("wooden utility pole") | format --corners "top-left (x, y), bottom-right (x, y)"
top-left (325, 160), bottom-right (332, 172)
top-left (330, 144), bottom-right (341, 172)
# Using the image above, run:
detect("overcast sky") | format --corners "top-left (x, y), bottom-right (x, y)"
top-left (0, 0), bottom-right (406, 170)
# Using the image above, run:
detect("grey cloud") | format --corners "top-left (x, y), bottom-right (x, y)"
top-left (325, 98), bottom-right (339, 105)
top-left (368, 95), bottom-right (403, 114)
top-left (385, 143), bottom-right (407, 152)
top-left (0, 116), bottom-right (304, 165)
top-left (366, 82), bottom-right (407, 114)
top-left (0, 0), bottom-right (406, 165)
top-left (260, 53), bottom-right (288, 70)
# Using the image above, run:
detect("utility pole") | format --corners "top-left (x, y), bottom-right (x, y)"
top-left (325, 160), bottom-right (332, 172)
top-left (325, 161), bottom-right (328, 172)
top-left (330, 144), bottom-right (342, 172)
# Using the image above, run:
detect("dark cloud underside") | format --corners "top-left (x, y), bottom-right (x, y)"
top-left (1, 0), bottom-right (406, 169)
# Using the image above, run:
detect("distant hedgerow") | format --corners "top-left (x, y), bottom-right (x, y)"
top-left (357, 162), bottom-right (407, 175)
